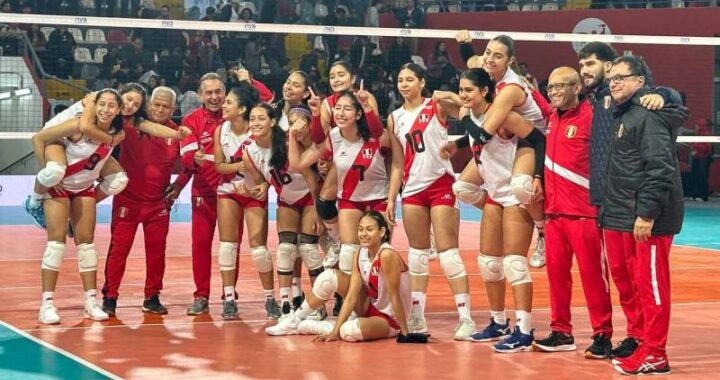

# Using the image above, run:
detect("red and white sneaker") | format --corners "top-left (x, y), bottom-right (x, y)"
top-left (614, 352), bottom-right (671, 376)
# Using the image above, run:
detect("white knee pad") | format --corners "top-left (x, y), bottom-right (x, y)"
top-left (439, 248), bottom-right (467, 279)
top-left (251, 245), bottom-right (273, 273)
top-left (408, 248), bottom-right (430, 276)
top-left (339, 319), bottom-right (364, 342)
top-left (299, 243), bottom-right (323, 271)
top-left (41, 241), bottom-right (65, 271)
top-left (99, 172), bottom-right (129, 196)
top-left (452, 180), bottom-right (486, 205)
top-left (37, 161), bottom-right (66, 188)
top-left (503, 255), bottom-right (532, 286)
top-left (276, 242), bottom-right (297, 274)
top-left (218, 241), bottom-right (239, 272)
top-left (311, 269), bottom-right (338, 300)
top-left (338, 244), bottom-right (359, 274)
top-left (477, 254), bottom-right (505, 282)
top-left (77, 243), bottom-right (98, 273)
top-left (510, 174), bottom-right (534, 205)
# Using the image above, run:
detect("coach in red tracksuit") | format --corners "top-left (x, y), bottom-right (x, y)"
top-left (533, 67), bottom-right (614, 358)
top-left (180, 73), bottom-right (226, 315)
top-left (102, 87), bottom-right (192, 315)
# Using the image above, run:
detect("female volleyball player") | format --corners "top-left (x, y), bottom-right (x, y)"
top-left (275, 71), bottom-right (312, 131)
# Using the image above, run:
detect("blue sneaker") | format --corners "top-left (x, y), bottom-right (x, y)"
top-left (23, 196), bottom-right (47, 229)
top-left (492, 326), bottom-right (534, 353)
top-left (470, 318), bottom-right (511, 342)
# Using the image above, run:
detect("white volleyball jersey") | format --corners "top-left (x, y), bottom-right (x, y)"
top-left (61, 134), bottom-right (114, 192)
top-left (245, 142), bottom-right (309, 205)
top-left (471, 112), bottom-right (519, 207)
top-left (358, 243), bottom-right (411, 328)
top-left (217, 121), bottom-right (255, 195)
top-left (329, 128), bottom-right (388, 202)
top-left (497, 69), bottom-right (547, 133)
top-left (391, 98), bottom-right (454, 197)
top-left (43, 100), bottom-right (84, 129)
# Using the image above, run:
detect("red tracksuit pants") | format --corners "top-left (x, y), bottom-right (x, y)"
top-left (603, 229), bottom-right (673, 355)
top-left (546, 216), bottom-right (613, 337)
top-left (192, 196), bottom-right (217, 299)
top-left (103, 197), bottom-right (169, 300)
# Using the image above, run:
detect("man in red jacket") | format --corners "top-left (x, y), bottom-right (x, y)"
top-left (532, 67), bottom-right (613, 359)
top-left (180, 72), bottom-right (226, 315)
top-left (102, 86), bottom-right (193, 316)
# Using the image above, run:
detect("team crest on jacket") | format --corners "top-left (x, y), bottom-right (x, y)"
top-left (419, 114), bottom-right (429, 123)
top-left (604, 96), bottom-right (612, 110)
top-left (565, 125), bottom-right (577, 138)
top-left (617, 124), bottom-right (625, 138)
top-left (362, 148), bottom-right (373, 159)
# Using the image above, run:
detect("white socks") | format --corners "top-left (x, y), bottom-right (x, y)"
top-left (454, 293), bottom-right (471, 320)
top-left (411, 291), bottom-right (426, 317)
top-left (516, 310), bottom-right (532, 335)
top-left (42, 291), bottom-right (54, 302)
top-left (224, 286), bottom-right (235, 300)
top-left (291, 277), bottom-right (302, 298)
top-left (263, 288), bottom-right (274, 300)
top-left (84, 289), bottom-right (96, 301)
top-left (491, 310), bottom-right (507, 325)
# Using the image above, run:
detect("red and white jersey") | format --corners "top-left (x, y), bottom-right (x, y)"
top-left (497, 68), bottom-right (547, 133)
top-left (217, 121), bottom-right (255, 195)
top-left (61, 134), bottom-right (114, 192)
top-left (43, 101), bottom-right (84, 129)
top-left (358, 243), bottom-right (412, 329)
top-left (391, 98), bottom-right (454, 197)
top-left (278, 110), bottom-right (290, 132)
top-left (471, 112), bottom-right (519, 207)
top-left (322, 93), bottom-right (341, 128)
top-left (329, 128), bottom-right (388, 202)
top-left (245, 142), bottom-right (309, 205)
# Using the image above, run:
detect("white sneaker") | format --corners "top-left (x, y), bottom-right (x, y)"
top-left (529, 235), bottom-right (546, 268)
top-left (453, 317), bottom-right (477, 341)
top-left (298, 320), bottom-right (335, 335)
top-left (265, 314), bottom-right (301, 336)
top-left (84, 298), bottom-right (109, 321)
top-left (408, 314), bottom-right (428, 334)
top-left (305, 305), bottom-right (328, 321)
top-left (39, 301), bottom-right (61, 324)
top-left (322, 240), bottom-right (340, 269)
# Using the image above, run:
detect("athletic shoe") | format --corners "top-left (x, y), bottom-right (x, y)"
top-left (584, 333), bottom-right (612, 359)
top-left (298, 320), bottom-right (335, 335)
top-left (142, 294), bottom-right (168, 315)
top-left (612, 344), bottom-right (647, 366)
top-left (610, 337), bottom-right (640, 360)
top-left (186, 296), bottom-right (209, 316)
top-left (492, 327), bottom-right (534, 353)
top-left (221, 299), bottom-right (238, 320)
top-left (39, 301), bottom-right (60, 324)
top-left (102, 297), bottom-right (117, 317)
top-left (408, 314), bottom-right (428, 334)
top-left (265, 298), bottom-right (282, 320)
top-left (470, 318), bottom-right (511, 342)
top-left (453, 318), bottom-right (476, 341)
top-left (332, 293), bottom-right (343, 316)
top-left (322, 239), bottom-right (340, 269)
top-left (305, 305), bottom-right (328, 321)
top-left (265, 313), bottom-right (301, 336)
top-left (292, 293), bottom-right (305, 311)
top-left (281, 300), bottom-right (293, 316)
top-left (529, 235), bottom-right (546, 268)
top-left (24, 196), bottom-right (47, 229)
top-left (614, 352), bottom-right (671, 376)
top-left (532, 331), bottom-right (576, 352)
top-left (84, 298), bottom-right (110, 321)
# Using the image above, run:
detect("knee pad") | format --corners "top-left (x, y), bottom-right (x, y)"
top-left (338, 243), bottom-right (360, 274)
top-left (299, 244), bottom-right (323, 271)
top-left (251, 245), bottom-right (273, 273)
top-left (315, 197), bottom-right (338, 221)
top-left (311, 269), bottom-right (338, 300)
top-left (339, 319), bottom-right (363, 342)
top-left (218, 241), bottom-right (238, 272)
top-left (41, 241), bottom-right (65, 271)
top-left (408, 248), bottom-right (430, 276)
top-left (503, 255), bottom-right (532, 286)
top-left (37, 161), bottom-right (66, 188)
top-left (278, 231), bottom-right (298, 245)
top-left (276, 242), bottom-right (297, 275)
top-left (77, 243), bottom-right (98, 272)
top-left (99, 172), bottom-right (129, 196)
top-left (510, 174), bottom-right (534, 205)
top-left (452, 180), bottom-right (486, 205)
top-left (477, 254), bottom-right (505, 282)
top-left (439, 248), bottom-right (467, 280)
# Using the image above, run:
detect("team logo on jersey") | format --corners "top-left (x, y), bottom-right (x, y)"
top-left (617, 124), bottom-right (625, 138)
top-left (166, 138), bottom-right (174, 145)
top-left (565, 125), bottom-right (577, 138)
top-left (419, 114), bottom-right (430, 123)
top-left (604, 96), bottom-right (612, 110)
top-left (362, 148), bottom-right (373, 159)
top-left (119, 207), bottom-right (128, 218)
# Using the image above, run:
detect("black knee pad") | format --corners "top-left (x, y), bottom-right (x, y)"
top-left (298, 233), bottom-right (319, 244)
top-left (315, 197), bottom-right (338, 221)
top-left (308, 267), bottom-right (324, 277)
top-left (278, 231), bottom-right (298, 244)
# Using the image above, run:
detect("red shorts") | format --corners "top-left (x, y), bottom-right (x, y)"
top-left (217, 193), bottom-right (268, 209)
top-left (338, 198), bottom-right (387, 212)
top-left (278, 193), bottom-right (313, 209)
top-left (402, 174), bottom-right (456, 208)
top-left (49, 186), bottom-right (95, 199)
top-left (367, 302), bottom-right (401, 331)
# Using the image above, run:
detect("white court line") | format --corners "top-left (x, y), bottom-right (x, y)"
top-left (0, 320), bottom-right (123, 380)
top-left (19, 300), bottom-right (720, 333)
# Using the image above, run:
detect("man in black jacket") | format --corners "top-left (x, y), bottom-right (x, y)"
top-left (601, 55), bottom-right (689, 376)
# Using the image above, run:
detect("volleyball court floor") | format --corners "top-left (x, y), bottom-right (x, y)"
top-left (0, 201), bottom-right (718, 379)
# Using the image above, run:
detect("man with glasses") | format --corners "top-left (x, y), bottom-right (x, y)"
top-left (601, 56), bottom-right (688, 376)
top-left (532, 67), bottom-right (614, 359)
